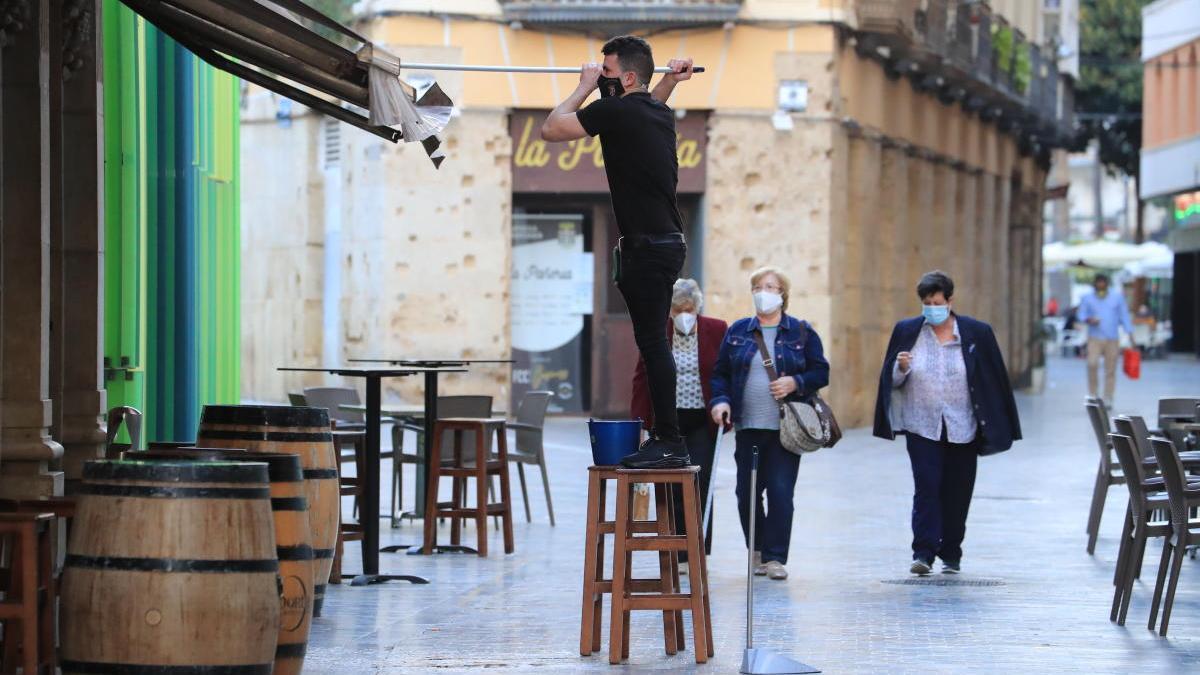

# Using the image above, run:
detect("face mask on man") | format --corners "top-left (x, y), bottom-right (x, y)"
top-left (673, 312), bottom-right (697, 335)
top-left (597, 75), bottom-right (625, 98)
top-left (922, 304), bottom-right (951, 326)
top-left (753, 292), bottom-right (784, 315)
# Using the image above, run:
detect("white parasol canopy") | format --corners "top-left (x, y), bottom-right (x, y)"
top-left (1042, 240), bottom-right (1172, 269)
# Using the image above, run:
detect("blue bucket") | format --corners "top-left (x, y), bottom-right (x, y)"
top-left (588, 419), bottom-right (642, 466)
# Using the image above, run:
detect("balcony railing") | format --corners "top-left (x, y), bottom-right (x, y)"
top-left (857, 0), bottom-right (918, 40)
top-left (498, 0), bottom-right (743, 25)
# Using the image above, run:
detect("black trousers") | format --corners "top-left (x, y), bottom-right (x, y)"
top-left (905, 432), bottom-right (978, 564)
top-left (673, 409), bottom-right (715, 562)
top-left (616, 240), bottom-right (686, 441)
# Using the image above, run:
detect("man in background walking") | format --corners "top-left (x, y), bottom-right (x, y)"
top-left (1077, 274), bottom-right (1133, 404)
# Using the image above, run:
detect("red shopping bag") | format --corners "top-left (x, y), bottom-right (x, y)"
top-left (1123, 348), bottom-right (1141, 380)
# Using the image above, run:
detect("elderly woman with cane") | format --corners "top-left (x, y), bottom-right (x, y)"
top-left (874, 271), bottom-right (1021, 576)
top-left (631, 279), bottom-right (728, 575)
top-left (709, 266), bottom-right (830, 581)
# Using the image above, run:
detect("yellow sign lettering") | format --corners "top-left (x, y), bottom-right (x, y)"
top-left (514, 117), bottom-right (551, 168)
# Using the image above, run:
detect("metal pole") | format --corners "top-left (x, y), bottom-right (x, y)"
top-left (397, 62), bottom-right (705, 74)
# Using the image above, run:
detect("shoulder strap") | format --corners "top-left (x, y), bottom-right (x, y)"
top-left (751, 329), bottom-right (781, 381)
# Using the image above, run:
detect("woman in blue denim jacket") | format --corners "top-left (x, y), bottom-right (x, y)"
top-left (709, 266), bottom-right (830, 581)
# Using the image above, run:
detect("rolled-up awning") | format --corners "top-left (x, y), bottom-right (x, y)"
top-left (120, 0), bottom-right (451, 167)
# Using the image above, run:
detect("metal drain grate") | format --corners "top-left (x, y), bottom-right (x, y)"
top-left (882, 578), bottom-right (1006, 587)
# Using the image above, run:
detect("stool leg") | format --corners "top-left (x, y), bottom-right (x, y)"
top-left (20, 524), bottom-right (38, 675)
top-left (38, 522), bottom-right (55, 670)
top-left (592, 477), bottom-right (609, 654)
top-left (451, 430), bottom-right (464, 547)
top-left (331, 532), bottom-right (344, 584)
top-left (423, 428), bottom-right (446, 554)
top-left (609, 475), bottom-right (632, 665)
top-left (665, 486), bottom-right (685, 652)
top-left (475, 429), bottom-right (489, 558)
top-left (653, 483), bottom-right (679, 656)
top-left (496, 428), bottom-right (515, 555)
top-left (580, 471), bottom-right (602, 656)
top-left (681, 480), bottom-right (709, 664)
top-left (692, 478), bottom-right (714, 658)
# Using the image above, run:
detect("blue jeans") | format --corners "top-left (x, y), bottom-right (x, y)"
top-left (734, 429), bottom-right (801, 565)
top-left (906, 432), bottom-right (978, 564)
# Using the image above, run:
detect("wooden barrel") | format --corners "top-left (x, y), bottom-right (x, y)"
top-left (61, 460), bottom-right (280, 674)
top-left (198, 404), bottom-right (339, 616)
top-left (124, 446), bottom-right (245, 461)
top-left (129, 449), bottom-right (315, 675)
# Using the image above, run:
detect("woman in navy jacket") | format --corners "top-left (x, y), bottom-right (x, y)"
top-left (873, 271), bottom-right (1021, 576)
top-left (709, 267), bottom-right (829, 581)
top-left (632, 279), bottom-right (728, 569)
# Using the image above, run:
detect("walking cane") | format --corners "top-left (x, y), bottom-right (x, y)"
top-left (739, 445), bottom-right (820, 675)
top-left (702, 423), bottom-right (724, 543)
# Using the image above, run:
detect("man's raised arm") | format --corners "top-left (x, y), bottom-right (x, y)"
top-left (651, 58), bottom-right (694, 104)
top-left (541, 63), bottom-right (601, 142)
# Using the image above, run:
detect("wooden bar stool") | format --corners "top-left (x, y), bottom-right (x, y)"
top-left (423, 418), bottom-right (514, 557)
top-left (580, 466), bottom-right (686, 658)
top-left (609, 467), bottom-right (713, 665)
top-left (0, 513), bottom-right (56, 674)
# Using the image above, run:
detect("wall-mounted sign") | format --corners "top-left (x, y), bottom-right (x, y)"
top-left (511, 109), bottom-right (707, 193)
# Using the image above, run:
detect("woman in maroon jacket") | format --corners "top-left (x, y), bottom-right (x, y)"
top-left (631, 279), bottom-right (729, 572)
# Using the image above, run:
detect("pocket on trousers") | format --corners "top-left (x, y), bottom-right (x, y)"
top-left (611, 245), bottom-right (622, 285)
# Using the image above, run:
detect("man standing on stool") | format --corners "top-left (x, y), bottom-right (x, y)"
top-left (541, 36), bottom-right (695, 468)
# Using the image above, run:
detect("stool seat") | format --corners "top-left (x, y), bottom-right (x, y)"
top-left (423, 418), bottom-right (515, 557)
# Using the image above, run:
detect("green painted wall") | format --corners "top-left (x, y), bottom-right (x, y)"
top-left (102, 1), bottom-right (241, 443)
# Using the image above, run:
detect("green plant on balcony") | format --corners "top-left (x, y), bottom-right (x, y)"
top-left (992, 24), bottom-right (1013, 80)
top-left (1013, 44), bottom-right (1031, 94)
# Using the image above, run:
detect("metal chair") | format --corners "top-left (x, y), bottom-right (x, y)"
top-left (1147, 437), bottom-right (1200, 636)
top-left (1084, 398), bottom-right (1121, 554)
top-left (1108, 432), bottom-right (1171, 626)
top-left (500, 391), bottom-right (555, 526)
top-left (104, 406), bottom-right (143, 458)
top-left (303, 387), bottom-right (367, 430)
top-left (391, 396), bottom-right (493, 527)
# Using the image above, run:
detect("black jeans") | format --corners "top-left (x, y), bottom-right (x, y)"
top-left (616, 240), bottom-right (686, 441)
top-left (674, 409), bottom-right (715, 562)
top-left (905, 432), bottom-right (978, 564)
top-left (734, 429), bottom-right (801, 565)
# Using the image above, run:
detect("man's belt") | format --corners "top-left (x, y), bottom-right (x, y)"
top-left (619, 232), bottom-right (685, 250)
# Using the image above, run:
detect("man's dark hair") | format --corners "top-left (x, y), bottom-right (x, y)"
top-left (916, 270), bottom-right (955, 300)
top-left (1094, 273), bottom-right (1110, 285)
top-left (601, 35), bottom-right (654, 87)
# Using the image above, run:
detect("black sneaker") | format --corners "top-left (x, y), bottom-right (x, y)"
top-left (941, 560), bottom-right (961, 574)
top-left (620, 438), bottom-right (690, 469)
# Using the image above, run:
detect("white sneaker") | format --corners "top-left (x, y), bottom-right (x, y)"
top-left (910, 559), bottom-right (932, 576)
top-left (752, 550), bottom-right (768, 576)
top-left (679, 561), bottom-right (689, 576)
top-left (765, 561), bottom-right (788, 580)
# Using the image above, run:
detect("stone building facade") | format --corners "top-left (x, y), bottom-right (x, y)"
top-left (243, 1), bottom-right (1072, 427)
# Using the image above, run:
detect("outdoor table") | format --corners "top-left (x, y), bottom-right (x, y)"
top-left (347, 358), bottom-right (514, 533)
top-left (278, 365), bottom-right (464, 585)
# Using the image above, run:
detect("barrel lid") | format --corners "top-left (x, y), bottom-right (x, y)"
top-left (124, 450), bottom-right (304, 482)
top-left (83, 459), bottom-right (270, 484)
top-left (201, 404), bottom-right (331, 428)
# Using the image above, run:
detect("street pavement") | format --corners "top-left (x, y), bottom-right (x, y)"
top-left (306, 354), bottom-right (1200, 673)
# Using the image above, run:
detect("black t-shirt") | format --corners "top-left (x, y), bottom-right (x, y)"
top-left (576, 92), bottom-right (684, 238)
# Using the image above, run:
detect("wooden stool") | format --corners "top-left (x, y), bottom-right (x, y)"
top-left (609, 467), bottom-right (713, 665)
top-left (580, 466), bottom-right (688, 657)
top-left (0, 513), bottom-right (56, 674)
top-left (423, 418), bottom-right (514, 557)
top-left (331, 430), bottom-right (366, 584)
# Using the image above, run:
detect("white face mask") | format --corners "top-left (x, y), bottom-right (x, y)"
top-left (673, 312), bottom-right (697, 335)
top-left (753, 291), bottom-right (783, 315)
